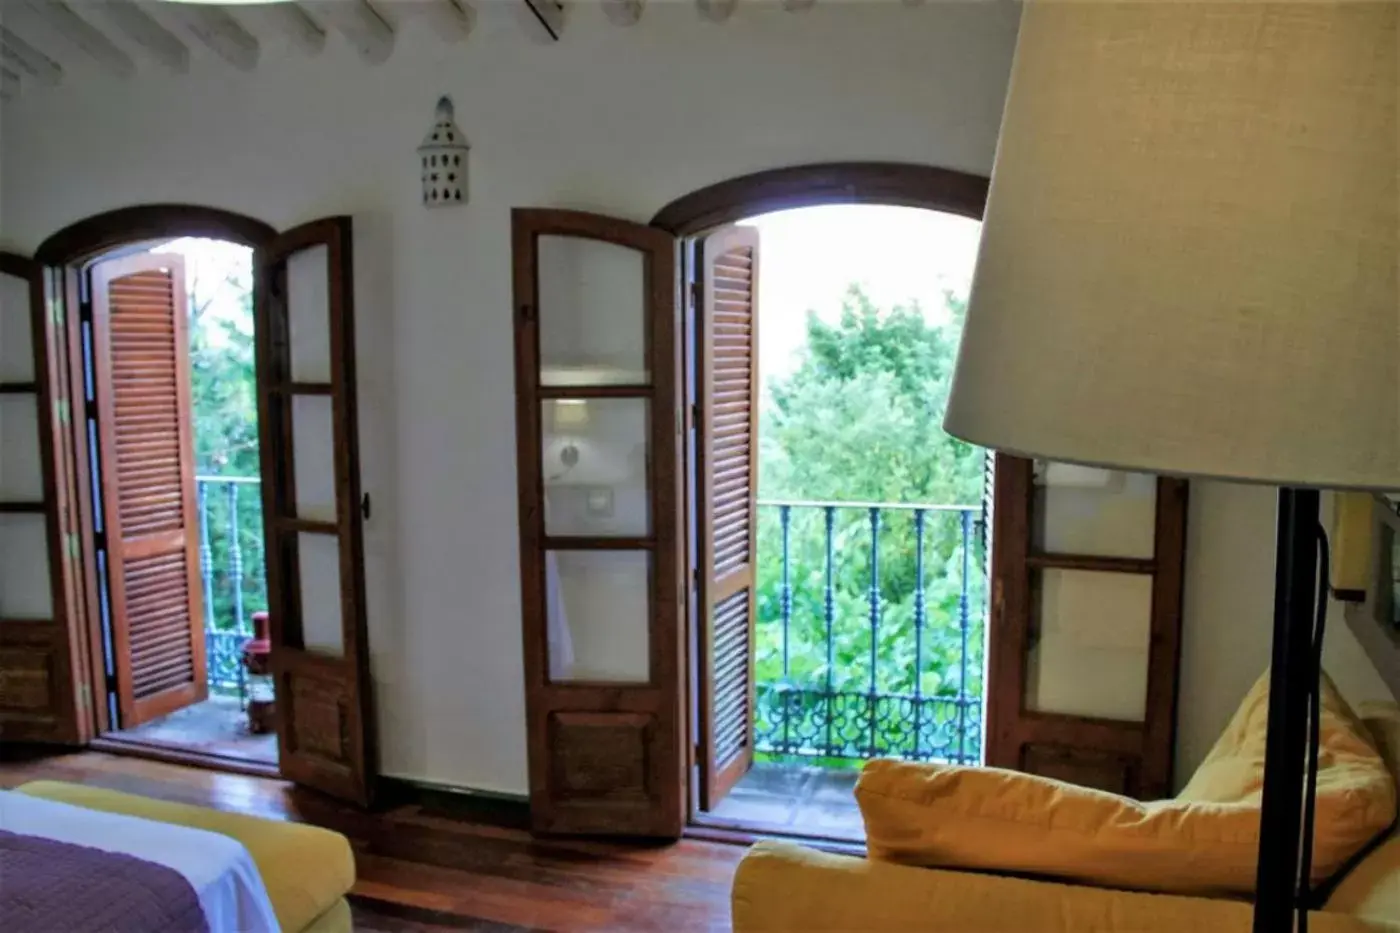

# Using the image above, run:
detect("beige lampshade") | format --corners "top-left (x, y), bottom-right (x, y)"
top-left (945, 1), bottom-right (1399, 491)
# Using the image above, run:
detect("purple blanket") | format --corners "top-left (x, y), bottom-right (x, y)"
top-left (0, 828), bottom-right (209, 933)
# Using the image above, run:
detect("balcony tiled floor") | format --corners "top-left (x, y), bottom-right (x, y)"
top-left (706, 761), bottom-right (864, 841)
top-left (107, 695), bottom-right (278, 767)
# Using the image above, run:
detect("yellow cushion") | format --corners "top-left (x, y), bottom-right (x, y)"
top-left (1324, 704), bottom-right (1400, 923)
top-left (858, 760), bottom-right (1266, 896)
top-left (14, 780), bottom-right (354, 933)
top-left (303, 898), bottom-right (354, 933)
top-left (732, 840), bottom-right (1393, 933)
top-left (1180, 673), bottom-right (1391, 813)
top-left (857, 673), bottom-right (1395, 897)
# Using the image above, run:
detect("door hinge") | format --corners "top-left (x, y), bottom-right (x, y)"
top-left (55, 398), bottom-right (69, 425)
top-left (690, 403), bottom-right (700, 429)
top-left (93, 530), bottom-right (107, 552)
top-left (66, 533), bottom-right (79, 561)
top-left (689, 281), bottom-right (702, 309)
top-left (50, 297), bottom-right (64, 327)
top-left (104, 673), bottom-right (118, 694)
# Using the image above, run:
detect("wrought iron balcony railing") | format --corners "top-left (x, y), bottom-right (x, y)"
top-left (195, 475), bottom-right (266, 700)
top-left (754, 500), bottom-right (986, 766)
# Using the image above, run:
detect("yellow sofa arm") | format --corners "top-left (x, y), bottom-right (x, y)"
top-left (731, 841), bottom-right (1397, 933)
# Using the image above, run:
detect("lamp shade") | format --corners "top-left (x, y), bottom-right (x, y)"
top-left (945, 2), bottom-right (1398, 491)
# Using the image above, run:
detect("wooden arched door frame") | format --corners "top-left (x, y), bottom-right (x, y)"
top-left (652, 163), bottom-right (1000, 829)
top-left (36, 204), bottom-right (278, 266)
top-left (34, 205), bottom-right (278, 764)
top-left (42, 204), bottom-right (378, 802)
top-left (649, 161), bottom-right (988, 236)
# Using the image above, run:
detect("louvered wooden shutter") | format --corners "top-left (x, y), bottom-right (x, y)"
top-left (698, 225), bottom-right (760, 809)
top-left (92, 253), bottom-right (207, 727)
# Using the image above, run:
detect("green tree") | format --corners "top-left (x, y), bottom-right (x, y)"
top-left (184, 260), bottom-right (265, 637)
top-left (754, 285), bottom-right (987, 760)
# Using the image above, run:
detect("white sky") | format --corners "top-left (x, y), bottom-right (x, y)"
top-left (741, 204), bottom-right (983, 381)
top-left (153, 238), bottom-right (253, 342)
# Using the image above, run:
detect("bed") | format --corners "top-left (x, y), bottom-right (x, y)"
top-left (0, 789), bottom-right (281, 932)
top-left (2, 782), bottom-right (356, 933)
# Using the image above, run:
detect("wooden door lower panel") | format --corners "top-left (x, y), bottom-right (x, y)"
top-left (1020, 743), bottom-right (1137, 795)
top-left (531, 690), bottom-right (683, 837)
top-left (274, 651), bottom-right (368, 804)
top-left (0, 621), bottom-right (80, 743)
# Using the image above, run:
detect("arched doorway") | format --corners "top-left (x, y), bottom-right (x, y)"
top-left (39, 206), bottom-right (280, 772)
top-left (510, 163), bottom-right (998, 841)
top-left (660, 165), bottom-right (992, 840)
top-left (17, 205), bottom-right (380, 805)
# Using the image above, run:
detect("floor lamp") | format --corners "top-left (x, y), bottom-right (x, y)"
top-left (943, 3), bottom-right (1397, 931)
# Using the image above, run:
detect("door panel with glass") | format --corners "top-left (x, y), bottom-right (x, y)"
top-left (255, 217), bottom-right (376, 805)
top-left (512, 209), bottom-right (685, 837)
top-left (987, 455), bottom-right (1187, 798)
top-left (0, 253), bottom-right (89, 744)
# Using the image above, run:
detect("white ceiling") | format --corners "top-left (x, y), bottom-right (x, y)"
top-left (0, 0), bottom-right (867, 99)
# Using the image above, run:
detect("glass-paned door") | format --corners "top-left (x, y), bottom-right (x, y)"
top-left (512, 209), bottom-right (684, 837)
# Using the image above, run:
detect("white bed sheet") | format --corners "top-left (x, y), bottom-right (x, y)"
top-left (0, 789), bottom-right (280, 933)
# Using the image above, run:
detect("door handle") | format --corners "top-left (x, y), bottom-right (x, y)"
top-left (361, 493), bottom-right (371, 521)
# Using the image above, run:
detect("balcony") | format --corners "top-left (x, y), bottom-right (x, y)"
top-left (196, 475), bottom-right (268, 703)
top-left (708, 500), bottom-right (987, 839)
top-left (105, 475), bottom-right (275, 766)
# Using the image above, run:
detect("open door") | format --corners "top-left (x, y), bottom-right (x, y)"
top-left (512, 208), bottom-right (685, 836)
top-left (90, 253), bottom-right (207, 727)
top-left (255, 217), bottom-right (376, 805)
top-left (0, 253), bottom-right (90, 743)
top-left (986, 455), bottom-right (1188, 798)
top-left (695, 226), bottom-right (760, 810)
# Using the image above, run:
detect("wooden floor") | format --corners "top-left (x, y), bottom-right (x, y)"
top-left (0, 749), bottom-right (746, 932)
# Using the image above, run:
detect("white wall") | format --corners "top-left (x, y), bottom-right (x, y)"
top-left (0, 1), bottom-right (1385, 796)
top-left (0, 1), bottom-right (1019, 794)
top-left (1176, 484), bottom-right (1392, 785)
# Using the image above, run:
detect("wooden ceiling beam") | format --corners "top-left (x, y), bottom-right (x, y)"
top-left (602, 0), bottom-right (643, 27)
top-left (696, 0), bottom-right (735, 24)
top-left (518, 0), bottom-right (563, 42)
top-left (21, 0), bottom-right (135, 78)
top-left (162, 5), bottom-right (259, 71)
top-left (421, 0), bottom-right (474, 41)
top-left (0, 26), bottom-right (62, 86)
top-left (100, 0), bottom-right (189, 74)
top-left (250, 3), bottom-right (326, 57)
top-left (308, 0), bottom-right (394, 64)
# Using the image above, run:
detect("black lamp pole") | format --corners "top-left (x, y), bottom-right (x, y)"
top-left (1252, 487), bottom-right (1322, 932)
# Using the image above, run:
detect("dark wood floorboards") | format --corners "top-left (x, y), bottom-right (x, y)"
top-left (0, 749), bottom-right (745, 932)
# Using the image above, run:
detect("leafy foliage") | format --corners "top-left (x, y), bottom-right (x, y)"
top-left (754, 285), bottom-right (988, 712)
top-left (183, 256), bottom-right (266, 634)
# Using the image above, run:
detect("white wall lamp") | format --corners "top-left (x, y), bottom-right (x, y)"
top-left (551, 400), bottom-right (589, 472)
top-left (418, 96), bottom-right (470, 207)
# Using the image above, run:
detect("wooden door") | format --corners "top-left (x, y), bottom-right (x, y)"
top-left (512, 209), bottom-right (684, 836)
top-left (90, 253), bottom-right (207, 727)
top-left (695, 226), bottom-right (760, 809)
top-left (255, 217), bottom-right (376, 805)
top-left (0, 253), bottom-right (90, 743)
top-left (986, 455), bottom-right (1188, 798)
